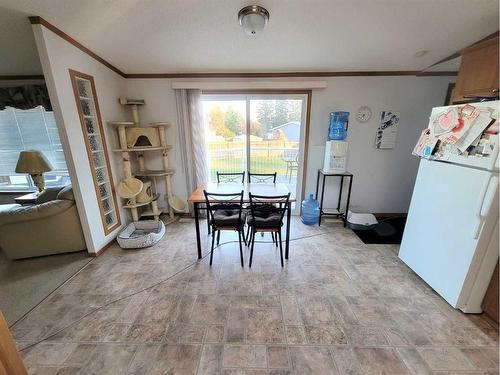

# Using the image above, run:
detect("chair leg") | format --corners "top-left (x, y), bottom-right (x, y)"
top-left (247, 227), bottom-right (252, 248)
top-left (216, 230), bottom-right (221, 246)
top-left (249, 229), bottom-right (256, 268)
top-left (245, 224), bottom-right (250, 244)
top-left (271, 232), bottom-right (275, 243)
top-left (242, 227), bottom-right (247, 246)
top-left (238, 230), bottom-right (244, 267)
top-left (209, 229), bottom-right (215, 266)
top-left (207, 207), bottom-right (210, 234)
top-left (274, 231), bottom-right (279, 247)
top-left (278, 230), bottom-right (284, 267)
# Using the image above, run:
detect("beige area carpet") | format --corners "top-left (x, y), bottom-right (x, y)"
top-left (0, 250), bottom-right (92, 326)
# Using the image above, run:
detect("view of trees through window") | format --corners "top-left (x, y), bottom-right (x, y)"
top-left (202, 96), bottom-right (305, 195)
top-left (207, 99), bottom-right (302, 140)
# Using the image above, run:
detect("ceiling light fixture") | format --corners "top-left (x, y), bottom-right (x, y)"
top-left (238, 5), bottom-right (269, 36)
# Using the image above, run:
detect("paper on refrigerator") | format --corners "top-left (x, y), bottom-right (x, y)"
top-left (413, 128), bottom-right (437, 158)
top-left (454, 110), bottom-right (496, 153)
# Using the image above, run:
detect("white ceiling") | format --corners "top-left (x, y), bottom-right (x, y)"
top-left (0, 0), bottom-right (498, 75)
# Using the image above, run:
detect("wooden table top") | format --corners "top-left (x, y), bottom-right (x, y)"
top-left (187, 183), bottom-right (296, 203)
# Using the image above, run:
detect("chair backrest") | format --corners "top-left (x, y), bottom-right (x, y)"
top-left (248, 172), bottom-right (277, 183)
top-left (216, 171), bottom-right (245, 183)
top-left (203, 190), bottom-right (244, 225)
top-left (248, 192), bottom-right (290, 226)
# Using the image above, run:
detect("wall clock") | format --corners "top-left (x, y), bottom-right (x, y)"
top-left (356, 106), bottom-right (372, 123)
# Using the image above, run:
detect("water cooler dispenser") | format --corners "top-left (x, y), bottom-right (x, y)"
top-left (323, 112), bottom-right (349, 173)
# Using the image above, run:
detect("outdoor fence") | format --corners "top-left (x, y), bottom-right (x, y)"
top-left (207, 140), bottom-right (299, 183)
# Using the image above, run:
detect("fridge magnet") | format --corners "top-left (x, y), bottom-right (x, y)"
top-left (375, 111), bottom-right (399, 149)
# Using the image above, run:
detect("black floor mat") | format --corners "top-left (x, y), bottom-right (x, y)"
top-left (352, 217), bottom-right (407, 244)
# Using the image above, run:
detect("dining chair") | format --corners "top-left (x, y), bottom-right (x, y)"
top-left (288, 154), bottom-right (299, 182)
top-left (216, 171), bottom-right (245, 183)
top-left (283, 153), bottom-right (299, 182)
top-left (246, 171), bottom-right (278, 243)
top-left (204, 190), bottom-right (246, 267)
top-left (212, 171), bottom-right (244, 235)
top-left (247, 172), bottom-right (277, 183)
top-left (247, 192), bottom-right (290, 268)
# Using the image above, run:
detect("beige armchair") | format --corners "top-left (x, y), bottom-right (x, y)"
top-left (0, 185), bottom-right (86, 259)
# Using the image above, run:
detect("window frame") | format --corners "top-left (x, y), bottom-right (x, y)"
top-left (201, 89), bottom-right (312, 211)
top-left (0, 105), bottom-right (70, 193)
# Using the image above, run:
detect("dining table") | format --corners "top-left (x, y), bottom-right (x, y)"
top-left (187, 182), bottom-right (296, 260)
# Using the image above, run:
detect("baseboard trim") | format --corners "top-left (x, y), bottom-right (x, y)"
top-left (89, 238), bottom-right (116, 257)
top-left (373, 213), bottom-right (408, 218)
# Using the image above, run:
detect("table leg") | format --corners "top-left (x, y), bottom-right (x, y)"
top-left (337, 176), bottom-right (344, 212)
top-left (344, 176), bottom-right (353, 228)
top-left (206, 204), bottom-right (210, 234)
top-left (285, 202), bottom-right (291, 259)
top-left (319, 174), bottom-right (326, 226)
top-left (194, 202), bottom-right (202, 259)
top-left (315, 170), bottom-right (320, 200)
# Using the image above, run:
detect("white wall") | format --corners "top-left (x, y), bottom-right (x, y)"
top-left (125, 76), bottom-right (452, 214)
top-left (124, 80), bottom-right (188, 207)
top-left (29, 20), bottom-right (454, 253)
top-left (307, 76), bottom-right (452, 213)
top-left (32, 24), bottom-right (127, 254)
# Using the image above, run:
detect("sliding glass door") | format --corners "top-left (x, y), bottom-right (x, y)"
top-left (202, 92), bottom-right (309, 212)
top-left (202, 97), bottom-right (247, 182)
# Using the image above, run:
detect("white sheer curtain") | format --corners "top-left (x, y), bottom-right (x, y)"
top-left (175, 89), bottom-right (208, 196)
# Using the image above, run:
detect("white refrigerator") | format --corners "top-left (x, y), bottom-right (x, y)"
top-left (399, 101), bottom-right (499, 313)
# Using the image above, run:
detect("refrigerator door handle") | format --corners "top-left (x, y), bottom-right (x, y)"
top-left (473, 175), bottom-right (498, 239)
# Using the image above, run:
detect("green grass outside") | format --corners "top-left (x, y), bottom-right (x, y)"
top-left (207, 140), bottom-right (299, 182)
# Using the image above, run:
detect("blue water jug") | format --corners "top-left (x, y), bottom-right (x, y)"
top-left (301, 194), bottom-right (320, 225)
top-left (328, 111), bottom-right (349, 140)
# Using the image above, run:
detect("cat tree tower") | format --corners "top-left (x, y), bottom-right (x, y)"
top-left (110, 97), bottom-right (175, 221)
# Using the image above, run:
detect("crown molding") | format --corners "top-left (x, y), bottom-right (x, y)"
top-left (128, 71), bottom-right (457, 78)
top-left (28, 16), bottom-right (458, 79)
top-left (29, 16), bottom-right (126, 78)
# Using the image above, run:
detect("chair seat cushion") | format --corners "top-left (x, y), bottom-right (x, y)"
top-left (248, 211), bottom-right (283, 229)
top-left (212, 209), bottom-right (246, 227)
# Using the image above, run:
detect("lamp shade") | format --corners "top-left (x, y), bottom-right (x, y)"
top-left (15, 150), bottom-right (53, 174)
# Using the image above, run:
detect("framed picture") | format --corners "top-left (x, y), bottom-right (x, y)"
top-left (375, 111), bottom-right (400, 149)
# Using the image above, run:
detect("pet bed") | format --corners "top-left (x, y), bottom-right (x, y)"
top-left (117, 220), bottom-right (165, 249)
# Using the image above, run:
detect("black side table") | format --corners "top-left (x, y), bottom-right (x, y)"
top-left (315, 169), bottom-right (353, 226)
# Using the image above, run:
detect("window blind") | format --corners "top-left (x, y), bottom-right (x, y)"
top-left (0, 106), bottom-right (68, 175)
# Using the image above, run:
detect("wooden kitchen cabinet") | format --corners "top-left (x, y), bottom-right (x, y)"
top-left (453, 36), bottom-right (499, 103)
top-left (482, 261), bottom-right (499, 324)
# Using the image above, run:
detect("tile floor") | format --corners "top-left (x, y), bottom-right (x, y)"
top-left (11, 218), bottom-right (499, 374)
